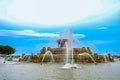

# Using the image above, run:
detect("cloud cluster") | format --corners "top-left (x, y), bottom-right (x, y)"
top-left (6, 0), bottom-right (103, 25)
top-left (0, 29), bottom-right (85, 38)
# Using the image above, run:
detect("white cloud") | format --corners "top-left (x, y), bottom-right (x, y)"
top-left (4, 0), bottom-right (104, 25)
top-left (97, 26), bottom-right (107, 30)
top-left (0, 0), bottom-right (120, 26)
top-left (0, 29), bottom-right (85, 38)
top-left (0, 29), bottom-right (58, 37)
top-left (73, 34), bottom-right (86, 38)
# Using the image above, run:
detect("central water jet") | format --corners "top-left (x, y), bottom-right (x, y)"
top-left (57, 29), bottom-right (79, 69)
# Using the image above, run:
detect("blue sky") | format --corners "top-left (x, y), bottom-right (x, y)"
top-left (0, 0), bottom-right (120, 55)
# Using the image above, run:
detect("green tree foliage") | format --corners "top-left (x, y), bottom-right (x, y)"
top-left (0, 45), bottom-right (15, 55)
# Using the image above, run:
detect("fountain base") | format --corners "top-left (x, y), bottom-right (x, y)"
top-left (61, 63), bottom-right (80, 69)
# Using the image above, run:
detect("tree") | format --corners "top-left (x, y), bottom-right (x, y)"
top-left (0, 45), bottom-right (4, 54)
top-left (0, 45), bottom-right (15, 55)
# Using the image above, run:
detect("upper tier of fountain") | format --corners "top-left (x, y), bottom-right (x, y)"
top-left (57, 29), bottom-right (74, 48)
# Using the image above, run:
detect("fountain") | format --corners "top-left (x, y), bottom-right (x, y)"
top-left (38, 29), bottom-right (114, 65)
top-left (56, 29), bottom-right (79, 69)
top-left (79, 52), bottom-right (97, 64)
top-left (41, 50), bottom-right (55, 65)
top-left (61, 41), bottom-right (79, 69)
top-left (102, 54), bottom-right (108, 62)
top-left (19, 29), bottom-right (114, 65)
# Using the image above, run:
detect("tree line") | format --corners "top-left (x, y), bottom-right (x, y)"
top-left (0, 45), bottom-right (15, 55)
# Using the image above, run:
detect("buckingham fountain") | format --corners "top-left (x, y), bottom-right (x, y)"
top-left (19, 29), bottom-right (114, 68)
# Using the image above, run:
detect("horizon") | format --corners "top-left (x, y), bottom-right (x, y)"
top-left (0, 0), bottom-right (120, 55)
